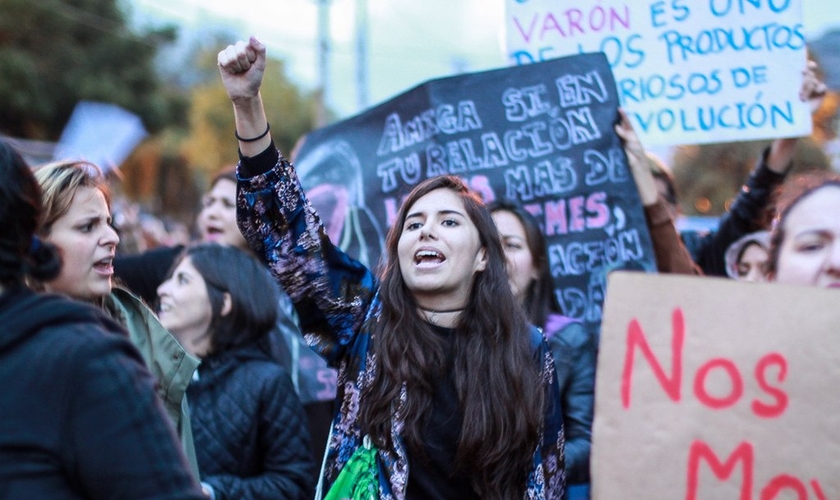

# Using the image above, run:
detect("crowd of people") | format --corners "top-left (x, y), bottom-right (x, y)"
top-left (1, 33), bottom-right (837, 500)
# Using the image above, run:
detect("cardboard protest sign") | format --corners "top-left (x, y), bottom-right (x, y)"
top-left (293, 53), bottom-right (656, 336)
top-left (592, 271), bottom-right (840, 499)
top-left (504, 0), bottom-right (810, 146)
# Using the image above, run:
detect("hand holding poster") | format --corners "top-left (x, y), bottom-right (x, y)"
top-left (293, 53), bottom-right (656, 335)
top-left (593, 272), bottom-right (840, 499)
top-left (504, 0), bottom-right (811, 146)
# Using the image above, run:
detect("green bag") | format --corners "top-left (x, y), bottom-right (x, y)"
top-left (324, 435), bottom-right (379, 500)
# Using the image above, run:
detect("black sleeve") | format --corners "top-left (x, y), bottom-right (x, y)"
top-left (114, 245), bottom-right (184, 305)
top-left (547, 322), bottom-right (596, 484)
top-left (238, 141), bottom-right (280, 179)
top-left (691, 146), bottom-right (787, 276)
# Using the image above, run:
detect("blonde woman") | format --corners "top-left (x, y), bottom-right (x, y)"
top-left (33, 160), bottom-right (201, 477)
top-left (0, 140), bottom-right (203, 498)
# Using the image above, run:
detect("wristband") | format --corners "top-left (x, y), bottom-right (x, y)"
top-left (235, 123), bottom-right (270, 142)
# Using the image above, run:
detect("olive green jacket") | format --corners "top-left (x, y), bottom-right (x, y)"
top-left (104, 287), bottom-right (201, 477)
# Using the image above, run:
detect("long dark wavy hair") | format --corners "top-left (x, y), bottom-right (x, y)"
top-left (360, 176), bottom-right (544, 499)
top-left (487, 199), bottom-right (563, 329)
top-left (0, 140), bottom-right (62, 288)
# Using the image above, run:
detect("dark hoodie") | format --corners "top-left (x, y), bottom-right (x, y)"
top-left (0, 286), bottom-right (205, 500)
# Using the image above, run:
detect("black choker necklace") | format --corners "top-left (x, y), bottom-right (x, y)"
top-left (418, 306), bottom-right (465, 324)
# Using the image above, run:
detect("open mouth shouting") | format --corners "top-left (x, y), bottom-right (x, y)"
top-left (93, 255), bottom-right (115, 276)
top-left (415, 248), bottom-right (445, 268)
top-left (204, 226), bottom-right (224, 238)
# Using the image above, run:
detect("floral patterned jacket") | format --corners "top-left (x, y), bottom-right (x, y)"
top-left (236, 148), bottom-right (566, 499)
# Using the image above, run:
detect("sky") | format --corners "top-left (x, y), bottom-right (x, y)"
top-left (131, 0), bottom-right (840, 120)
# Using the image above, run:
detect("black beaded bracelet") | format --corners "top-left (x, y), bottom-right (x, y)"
top-left (235, 123), bottom-right (270, 142)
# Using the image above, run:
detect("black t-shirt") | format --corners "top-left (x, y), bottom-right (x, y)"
top-left (405, 324), bottom-right (480, 500)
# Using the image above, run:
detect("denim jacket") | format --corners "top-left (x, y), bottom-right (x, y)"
top-left (544, 315), bottom-right (596, 484)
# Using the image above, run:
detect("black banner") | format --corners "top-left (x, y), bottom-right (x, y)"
top-left (294, 52), bottom-right (655, 336)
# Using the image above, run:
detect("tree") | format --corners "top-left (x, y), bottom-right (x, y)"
top-left (672, 137), bottom-right (831, 216)
top-left (0, 0), bottom-right (187, 139)
top-left (118, 33), bottom-right (321, 230)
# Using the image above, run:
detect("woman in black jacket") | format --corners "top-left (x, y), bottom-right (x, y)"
top-left (156, 243), bottom-right (314, 500)
top-left (489, 199), bottom-right (597, 500)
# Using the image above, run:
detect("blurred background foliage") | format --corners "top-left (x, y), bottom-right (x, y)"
top-left (670, 49), bottom-right (838, 216)
top-left (0, 0), bottom-right (322, 229)
top-left (1, 0), bottom-right (838, 229)
top-left (0, 0), bottom-right (186, 138)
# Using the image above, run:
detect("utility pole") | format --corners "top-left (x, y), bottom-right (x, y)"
top-left (316, 0), bottom-right (330, 127)
top-left (355, 0), bottom-right (369, 112)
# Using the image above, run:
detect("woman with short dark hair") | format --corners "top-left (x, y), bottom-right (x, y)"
top-left (157, 243), bottom-right (314, 500)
